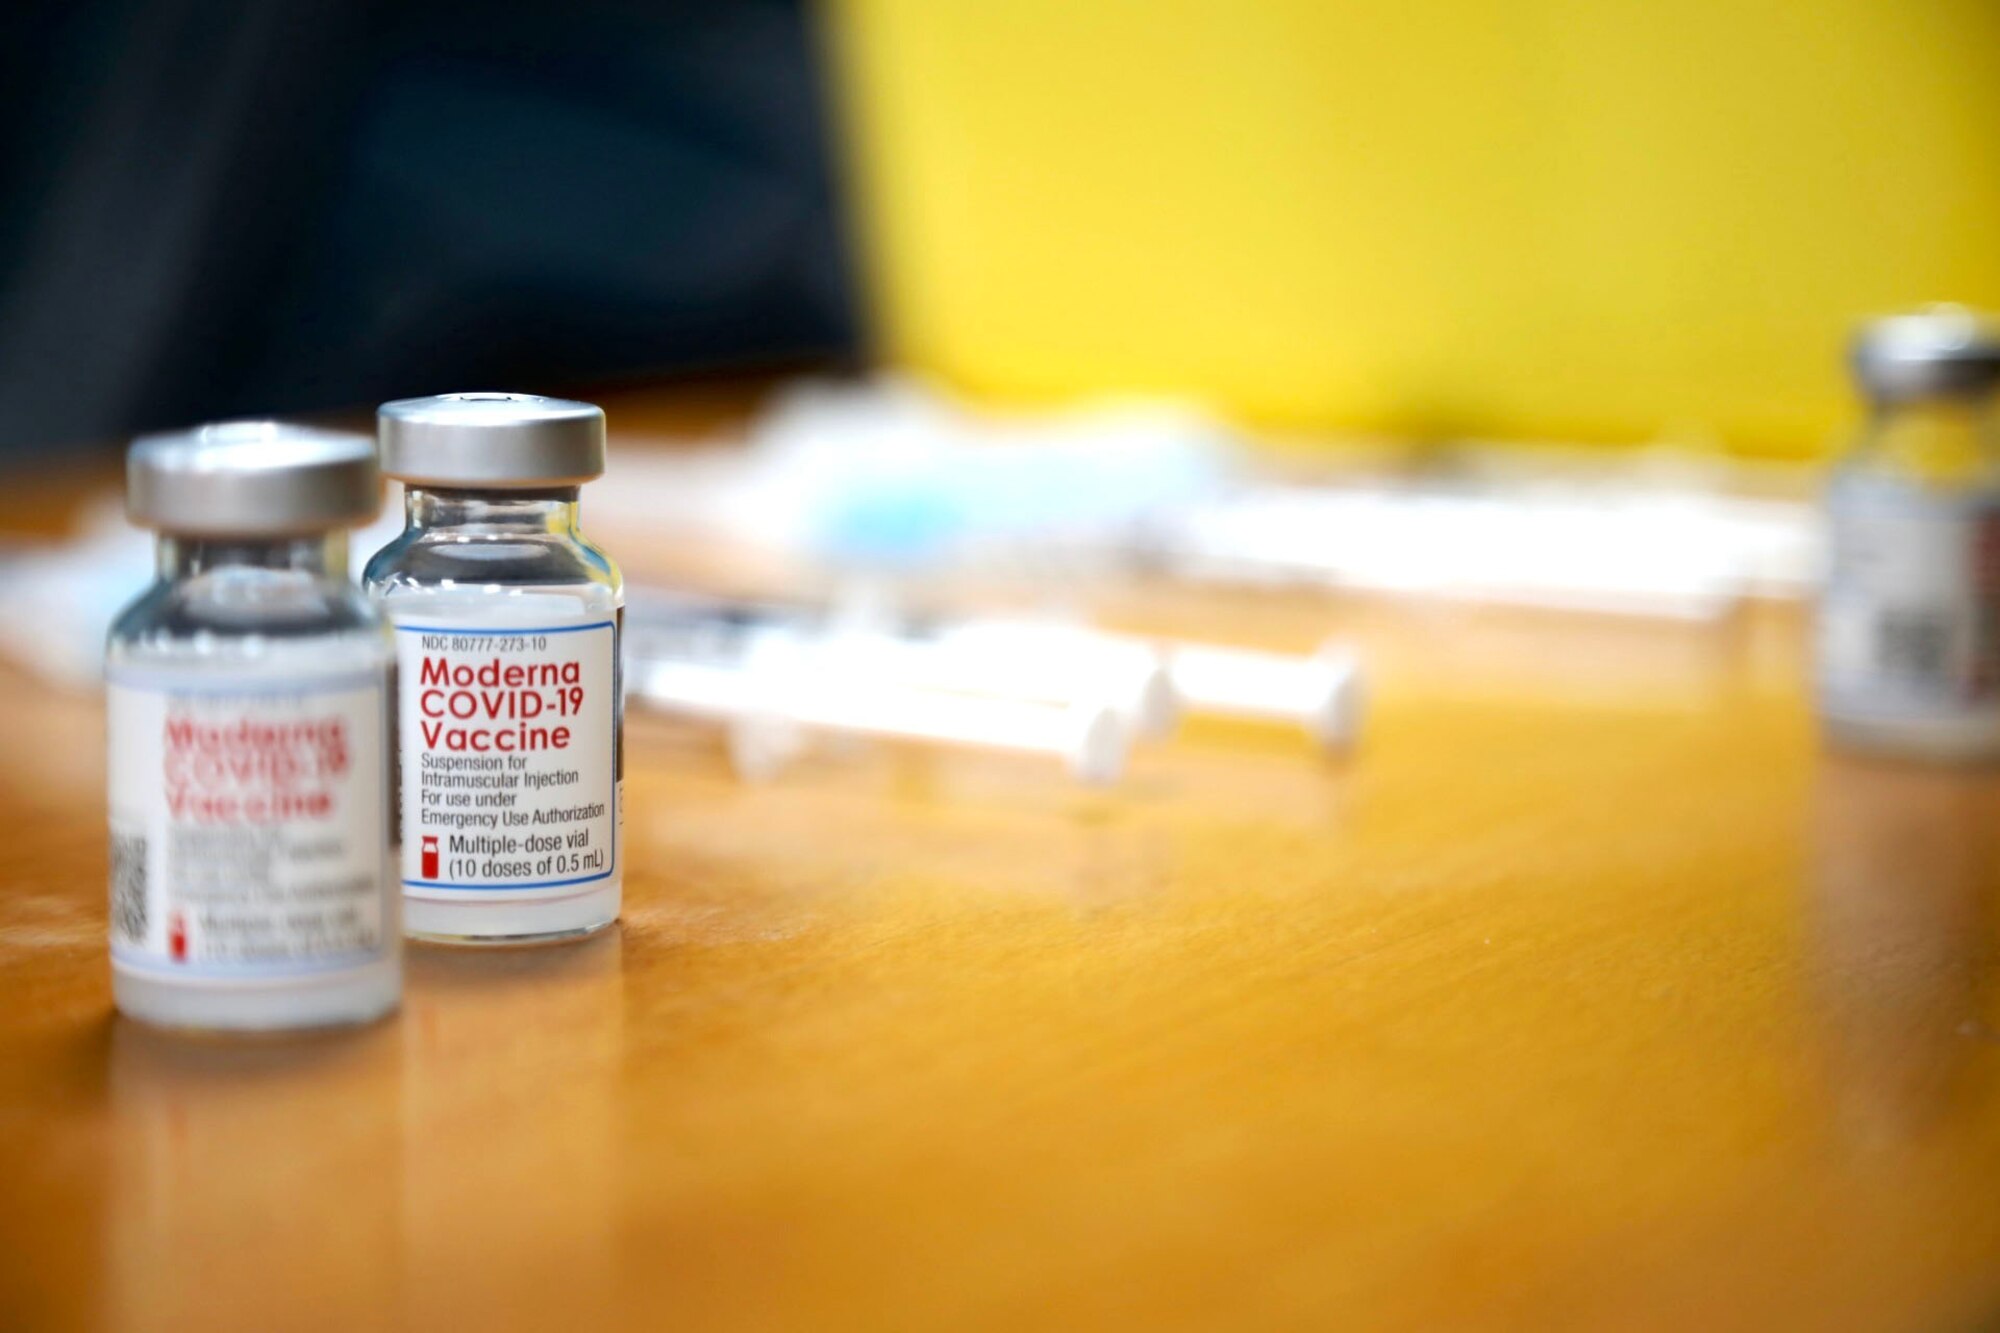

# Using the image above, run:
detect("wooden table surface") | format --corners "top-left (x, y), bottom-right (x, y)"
top-left (5, 399), bottom-right (2000, 1331)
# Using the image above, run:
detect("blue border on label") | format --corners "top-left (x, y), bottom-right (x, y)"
top-left (111, 946), bottom-right (388, 980)
top-left (105, 667), bottom-right (384, 695)
top-left (396, 618), bottom-right (619, 893)
top-left (392, 621), bottom-right (615, 635)
top-left (402, 872), bottom-right (612, 892)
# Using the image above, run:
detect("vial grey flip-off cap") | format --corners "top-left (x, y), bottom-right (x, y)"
top-left (377, 392), bottom-right (606, 487)
top-left (1852, 305), bottom-right (2000, 401)
top-left (126, 421), bottom-right (380, 536)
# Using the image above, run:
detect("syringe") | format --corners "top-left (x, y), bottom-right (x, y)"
top-left (624, 596), bottom-right (1362, 778)
top-left (1159, 640), bottom-right (1363, 753)
top-left (931, 621), bottom-right (1364, 753)
top-left (807, 627), bottom-right (1177, 739)
top-left (626, 643), bottom-right (1131, 786)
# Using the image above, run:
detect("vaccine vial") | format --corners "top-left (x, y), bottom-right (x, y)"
top-left (364, 393), bottom-right (623, 944)
top-left (1819, 307), bottom-right (2000, 760)
top-left (106, 423), bottom-right (398, 1031)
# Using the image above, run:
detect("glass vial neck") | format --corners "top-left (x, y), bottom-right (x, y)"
top-left (1864, 393), bottom-right (2000, 483)
top-left (158, 533), bottom-right (347, 580)
top-left (404, 486), bottom-right (581, 536)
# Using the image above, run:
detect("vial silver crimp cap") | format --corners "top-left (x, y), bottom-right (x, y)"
top-left (1851, 305), bottom-right (2000, 402)
top-left (126, 421), bottom-right (380, 537)
top-left (376, 392), bottom-right (607, 489)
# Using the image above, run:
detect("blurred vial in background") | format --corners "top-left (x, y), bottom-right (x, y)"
top-left (1819, 307), bottom-right (2000, 760)
top-left (107, 424), bottom-right (398, 1031)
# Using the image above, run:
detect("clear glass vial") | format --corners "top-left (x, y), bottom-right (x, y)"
top-left (364, 393), bottom-right (623, 944)
top-left (1818, 306), bottom-right (2000, 761)
top-left (107, 423), bottom-right (399, 1031)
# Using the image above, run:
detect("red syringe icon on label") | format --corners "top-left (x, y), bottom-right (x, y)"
top-left (421, 835), bottom-right (439, 880)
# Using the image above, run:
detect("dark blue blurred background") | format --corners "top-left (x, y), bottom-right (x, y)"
top-left (0, 0), bottom-right (859, 452)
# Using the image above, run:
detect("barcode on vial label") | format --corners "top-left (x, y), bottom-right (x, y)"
top-left (1872, 609), bottom-right (1955, 683)
top-left (110, 831), bottom-right (147, 944)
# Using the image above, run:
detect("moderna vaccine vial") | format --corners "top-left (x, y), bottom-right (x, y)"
top-left (1819, 308), bottom-right (2000, 761)
top-left (107, 423), bottom-right (399, 1030)
top-left (365, 394), bottom-right (623, 944)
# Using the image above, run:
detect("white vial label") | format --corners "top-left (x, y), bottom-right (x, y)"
top-left (394, 616), bottom-right (619, 901)
top-left (106, 669), bottom-right (389, 980)
top-left (1820, 482), bottom-right (2000, 720)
